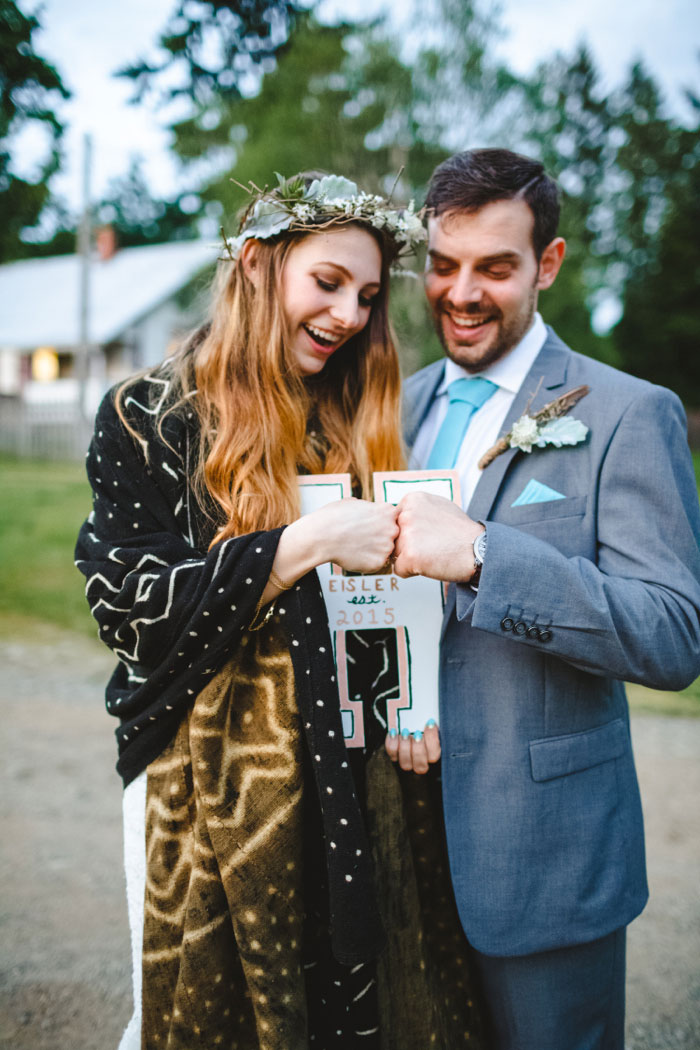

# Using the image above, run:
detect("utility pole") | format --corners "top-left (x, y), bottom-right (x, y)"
top-left (76, 132), bottom-right (92, 431)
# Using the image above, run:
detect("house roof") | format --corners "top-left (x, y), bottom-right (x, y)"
top-left (0, 240), bottom-right (215, 350)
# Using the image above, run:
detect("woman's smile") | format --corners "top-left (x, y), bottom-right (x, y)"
top-left (302, 322), bottom-right (346, 353)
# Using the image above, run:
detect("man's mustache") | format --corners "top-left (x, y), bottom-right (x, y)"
top-left (442, 298), bottom-right (501, 317)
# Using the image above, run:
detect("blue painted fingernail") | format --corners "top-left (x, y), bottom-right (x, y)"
top-left (426, 719), bottom-right (437, 728)
top-left (401, 728), bottom-right (410, 739)
top-left (413, 731), bottom-right (423, 741)
top-left (388, 728), bottom-right (398, 739)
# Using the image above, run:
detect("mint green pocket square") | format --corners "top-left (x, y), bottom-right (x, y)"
top-left (511, 479), bottom-right (566, 507)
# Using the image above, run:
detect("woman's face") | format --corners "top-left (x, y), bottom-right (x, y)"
top-left (279, 225), bottom-right (383, 376)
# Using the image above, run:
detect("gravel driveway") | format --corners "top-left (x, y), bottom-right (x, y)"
top-left (1, 624), bottom-right (698, 1049)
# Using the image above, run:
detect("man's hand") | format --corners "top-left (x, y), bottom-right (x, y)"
top-left (385, 721), bottom-right (441, 773)
top-left (393, 492), bottom-right (483, 582)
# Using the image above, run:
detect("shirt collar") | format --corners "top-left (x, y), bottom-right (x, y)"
top-left (437, 312), bottom-right (548, 396)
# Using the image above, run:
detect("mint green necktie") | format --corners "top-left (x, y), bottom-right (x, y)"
top-left (426, 377), bottom-right (498, 469)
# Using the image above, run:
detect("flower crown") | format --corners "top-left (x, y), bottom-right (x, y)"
top-left (222, 172), bottom-right (426, 261)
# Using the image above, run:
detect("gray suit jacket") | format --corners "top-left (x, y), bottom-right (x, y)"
top-left (404, 326), bottom-right (700, 956)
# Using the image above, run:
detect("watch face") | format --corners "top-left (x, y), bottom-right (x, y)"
top-left (474, 531), bottom-right (487, 563)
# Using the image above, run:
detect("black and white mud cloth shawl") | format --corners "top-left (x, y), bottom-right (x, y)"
top-left (75, 371), bottom-right (384, 966)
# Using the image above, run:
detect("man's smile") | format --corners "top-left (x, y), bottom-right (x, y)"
top-left (441, 308), bottom-right (500, 341)
top-left (445, 312), bottom-right (495, 328)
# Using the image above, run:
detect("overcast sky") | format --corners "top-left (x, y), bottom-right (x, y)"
top-left (12, 0), bottom-right (700, 217)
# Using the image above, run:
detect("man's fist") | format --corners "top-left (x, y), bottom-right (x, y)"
top-left (393, 491), bottom-right (484, 582)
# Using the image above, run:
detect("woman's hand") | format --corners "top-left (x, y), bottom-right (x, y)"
top-left (295, 498), bottom-right (399, 575)
top-left (385, 720), bottom-right (441, 773)
top-left (257, 498), bottom-right (399, 606)
top-left (320, 497), bottom-right (399, 573)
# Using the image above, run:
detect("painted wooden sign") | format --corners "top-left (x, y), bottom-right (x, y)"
top-left (298, 470), bottom-right (460, 745)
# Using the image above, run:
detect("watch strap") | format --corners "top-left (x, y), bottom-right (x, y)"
top-left (470, 526), bottom-right (487, 590)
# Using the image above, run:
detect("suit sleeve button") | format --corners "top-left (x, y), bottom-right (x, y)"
top-left (513, 621), bottom-right (527, 636)
top-left (501, 617), bottom-right (515, 631)
top-left (539, 629), bottom-right (553, 642)
top-left (527, 625), bottom-right (541, 639)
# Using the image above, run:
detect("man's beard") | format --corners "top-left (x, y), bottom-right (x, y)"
top-left (434, 285), bottom-right (537, 374)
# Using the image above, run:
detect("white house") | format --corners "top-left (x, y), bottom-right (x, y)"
top-left (0, 238), bottom-right (215, 457)
top-left (0, 238), bottom-right (215, 409)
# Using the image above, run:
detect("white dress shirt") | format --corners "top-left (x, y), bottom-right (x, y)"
top-left (410, 313), bottom-right (548, 509)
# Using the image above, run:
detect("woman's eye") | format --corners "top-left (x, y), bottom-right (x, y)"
top-left (316, 278), bottom-right (337, 292)
top-left (359, 295), bottom-right (376, 308)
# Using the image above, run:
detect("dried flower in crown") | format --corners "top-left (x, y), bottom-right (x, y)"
top-left (220, 172), bottom-right (426, 263)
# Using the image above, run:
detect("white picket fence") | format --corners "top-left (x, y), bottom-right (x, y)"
top-left (0, 397), bottom-right (92, 460)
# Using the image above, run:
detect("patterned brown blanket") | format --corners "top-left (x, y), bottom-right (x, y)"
top-left (141, 621), bottom-right (483, 1049)
top-left (142, 624), bottom-right (309, 1049)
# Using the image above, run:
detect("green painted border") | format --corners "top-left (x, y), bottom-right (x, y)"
top-left (380, 476), bottom-right (456, 504)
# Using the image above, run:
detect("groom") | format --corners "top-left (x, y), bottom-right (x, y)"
top-left (391, 149), bottom-right (700, 1049)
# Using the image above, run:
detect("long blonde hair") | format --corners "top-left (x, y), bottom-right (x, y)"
top-left (118, 226), bottom-right (404, 545)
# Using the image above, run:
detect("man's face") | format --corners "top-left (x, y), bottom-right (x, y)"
top-left (424, 199), bottom-right (544, 373)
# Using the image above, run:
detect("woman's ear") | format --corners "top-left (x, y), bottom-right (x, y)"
top-left (240, 239), bottom-right (260, 287)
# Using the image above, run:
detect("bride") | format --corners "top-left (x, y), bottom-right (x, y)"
top-left (75, 171), bottom-right (479, 1049)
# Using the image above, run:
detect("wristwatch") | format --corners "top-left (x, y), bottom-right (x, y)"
top-left (470, 528), bottom-right (487, 591)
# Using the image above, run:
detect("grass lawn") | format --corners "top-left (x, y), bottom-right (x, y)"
top-left (0, 455), bottom-right (96, 637)
top-left (1, 454), bottom-right (699, 716)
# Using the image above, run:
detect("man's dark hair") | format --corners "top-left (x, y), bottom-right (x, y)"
top-left (425, 149), bottom-right (561, 259)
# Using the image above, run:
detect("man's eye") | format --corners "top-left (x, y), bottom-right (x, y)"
top-left (485, 268), bottom-right (511, 279)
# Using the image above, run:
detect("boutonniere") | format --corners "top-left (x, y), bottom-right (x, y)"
top-left (479, 383), bottom-right (590, 469)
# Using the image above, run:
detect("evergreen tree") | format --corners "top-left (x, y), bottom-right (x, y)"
top-left (110, 0), bottom-right (700, 390)
top-left (513, 46), bottom-right (617, 361)
top-left (613, 117), bottom-right (700, 403)
top-left (95, 159), bottom-right (199, 248)
top-left (168, 12), bottom-right (447, 227)
top-left (0, 0), bottom-right (70, 261)
top-left (119, 0), bottom-right (300, 105)
top-left (407, 0), bottom-right (516, 156)
top-left (20, 159), bottom-right (203, 257)
top-left (164, 12), bottom-right (450, 370)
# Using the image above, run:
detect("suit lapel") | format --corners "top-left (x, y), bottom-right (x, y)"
top-left (467, 329), bottom-right (571, 522)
